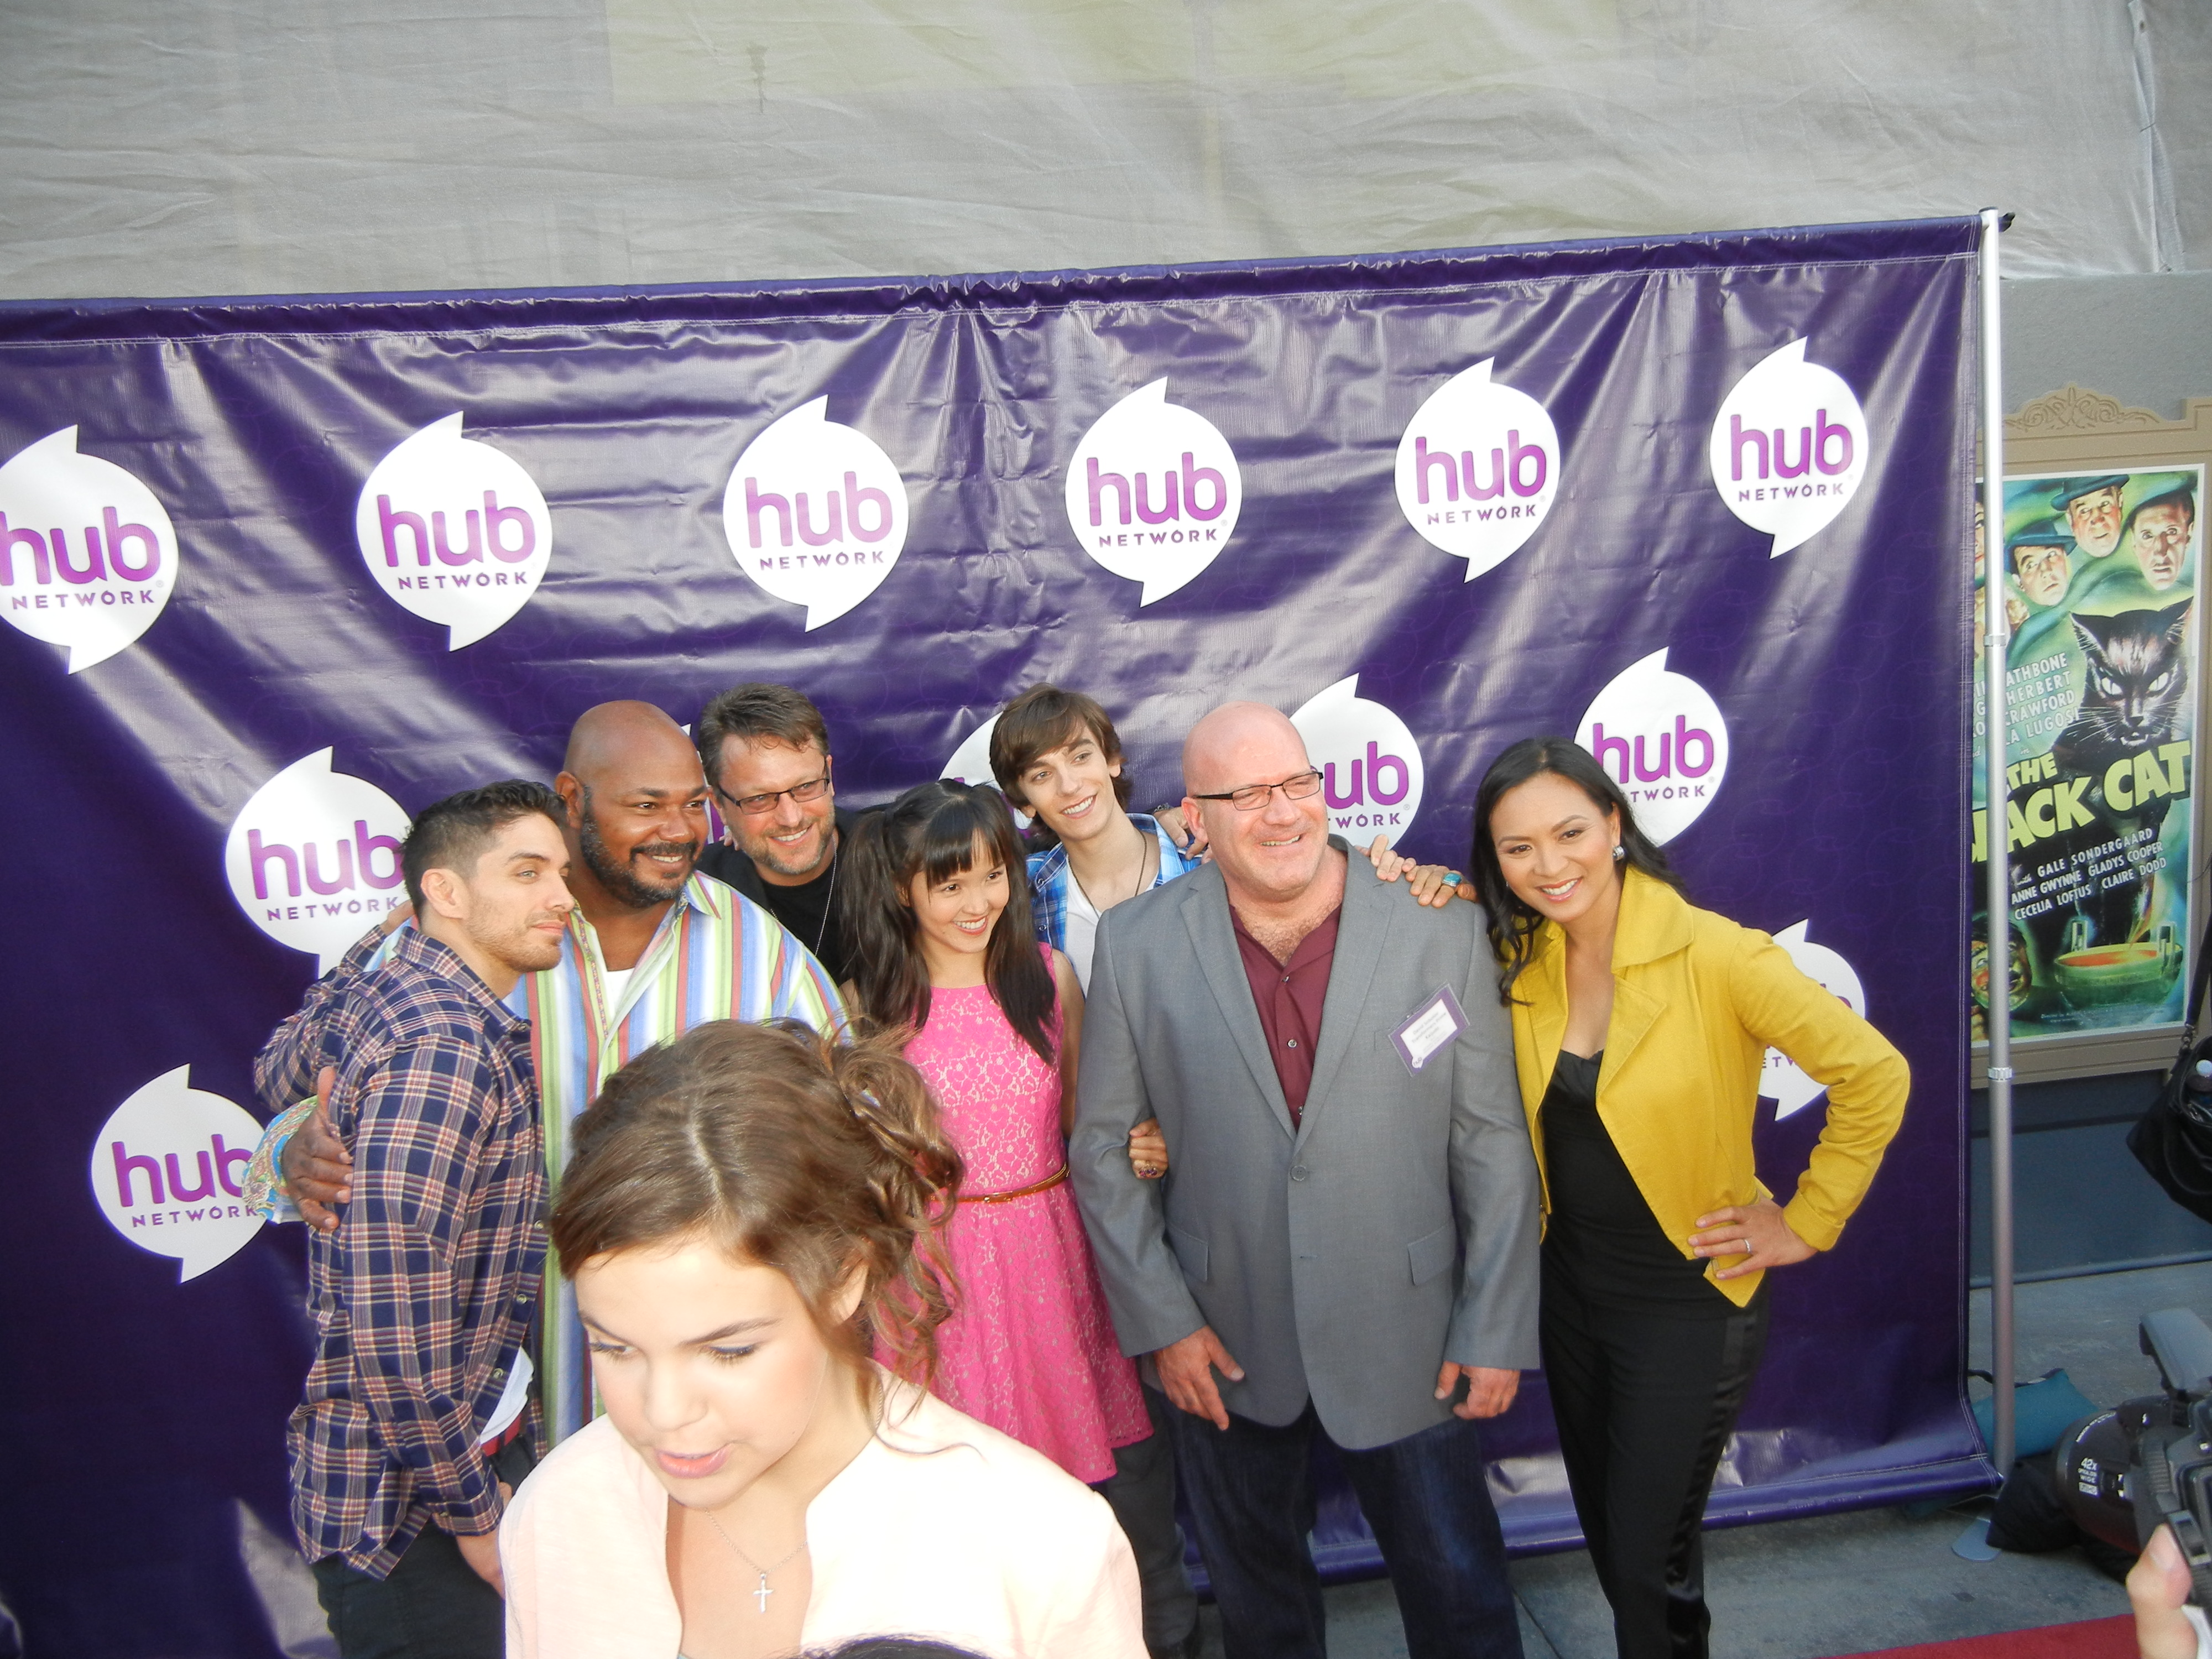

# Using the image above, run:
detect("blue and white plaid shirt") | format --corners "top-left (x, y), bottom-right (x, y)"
top-left (1026, 813), bottom-right (1201, 954)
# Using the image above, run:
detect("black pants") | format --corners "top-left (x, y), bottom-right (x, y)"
top-left (1094, 1385), bottom-right (1199, 1656)
top-left (1165, 1398), bottom-right (1521, 1659)
top-left (310, 1439), bottom-right (535, 1659)
top-left (1540, 1266), bottom-right (1769, 1659)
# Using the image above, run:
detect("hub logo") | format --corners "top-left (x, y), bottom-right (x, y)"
top-left (1289, 675), bottom-right (1424, 848)
top-left (225, 748), bottom-right (411, 971)
top-left (1707, 339), bottom-right (1868, 556)
top-left (1394, 360), bottom-right (1559, 581)
top-left (1065, 379), bottom-right (1242, 606)
top-left (1575, 649), bottom-right (1729, 844)
top-left (722, 399), bottom-right (909, 632)
top-left (90, 1066), bottom-right (265, 1281)
top-left (1758, 922), bottom-right (1867, 1120)
top-left (0, 426), bottom-right (178, 672)
top-left (355, 414), bottom-right (554, 649)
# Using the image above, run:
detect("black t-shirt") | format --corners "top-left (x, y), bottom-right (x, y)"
top-left (696, 807), bottom-right (860, 986)
top-left (1539, 1048), bottom-right (1734, 1317)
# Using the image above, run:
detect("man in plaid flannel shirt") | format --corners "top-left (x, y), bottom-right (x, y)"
top-left (290, 781), bottom-right (575, 1658)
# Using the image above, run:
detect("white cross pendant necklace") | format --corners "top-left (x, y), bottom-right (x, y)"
top-left (706, 1511), bottom-right (806, 1615)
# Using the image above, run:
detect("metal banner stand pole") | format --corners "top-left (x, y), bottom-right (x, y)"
top-left (1980, 206), bottom-right (2017, 1483)
top-left (1957, 205), bottom-right (2014, 1563)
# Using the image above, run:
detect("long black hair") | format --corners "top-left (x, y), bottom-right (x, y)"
top-left (838, 779), bottom-right (1058, 1066)
top-left (1468, 736), bottom-right (1684, 1005)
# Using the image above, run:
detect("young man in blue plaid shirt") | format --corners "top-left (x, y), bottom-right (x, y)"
top-left (990, 684), bottom-right (1203, 996)
top-left (988, 681), bottom-right (1204, 1659)
top-left (287, 781), bottom-right (575, 1659)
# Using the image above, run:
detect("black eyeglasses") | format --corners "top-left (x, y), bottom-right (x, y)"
top-left (718, 774), bottom-right (832, 816)
top-left (1190, 770), bottom-right (1324, 812)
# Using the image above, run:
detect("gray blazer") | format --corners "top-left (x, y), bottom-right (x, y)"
top-left (1070, 842), bottom-right (1542, 1451)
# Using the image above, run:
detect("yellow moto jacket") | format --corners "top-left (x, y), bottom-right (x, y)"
top-left (1506, 868), bottom-right (1910, 1307)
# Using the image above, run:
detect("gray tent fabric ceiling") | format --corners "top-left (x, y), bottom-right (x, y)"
top-left (1, 0), bottom-right (2207, 300)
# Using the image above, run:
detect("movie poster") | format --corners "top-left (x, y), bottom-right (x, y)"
top-left (1973, 466), bottom-right (2203, 1040)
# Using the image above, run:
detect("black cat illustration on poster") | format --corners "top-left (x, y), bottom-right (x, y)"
top-left (2026, 599), bottom-right (2194, 974)
top-left (2051, 601), bottom-right (2193, 798)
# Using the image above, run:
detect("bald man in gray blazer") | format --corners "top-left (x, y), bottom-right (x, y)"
top-left (1070, 702), bottom-right (1540, 1659)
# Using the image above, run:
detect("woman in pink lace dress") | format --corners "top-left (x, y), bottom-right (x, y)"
top-left (840, 780), bottom-right (1152, 1483)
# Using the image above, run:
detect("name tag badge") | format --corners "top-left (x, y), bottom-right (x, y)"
top-left (1393, 985), bottom-right (1469, 1076)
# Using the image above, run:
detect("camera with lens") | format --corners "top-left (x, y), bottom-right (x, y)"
top-left (2053, 1307), bottom-right (2212, 1602)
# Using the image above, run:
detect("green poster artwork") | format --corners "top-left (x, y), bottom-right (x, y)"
top-left (1972, 466), bottom-right (2202, 1041)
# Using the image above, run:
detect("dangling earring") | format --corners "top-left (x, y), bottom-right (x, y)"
top-left (1612, 844), bottom-right (1626, 862)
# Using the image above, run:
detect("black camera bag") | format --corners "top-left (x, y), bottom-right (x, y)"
top-left (2128, 909), bottom-right (2212, 1224)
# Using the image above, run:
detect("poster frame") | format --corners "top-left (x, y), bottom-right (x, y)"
top-left (1983, 389), bottom-right (2212, 1083)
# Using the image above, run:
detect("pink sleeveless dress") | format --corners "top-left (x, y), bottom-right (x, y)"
top-left (902, 956), bottom-right (1151, 1483)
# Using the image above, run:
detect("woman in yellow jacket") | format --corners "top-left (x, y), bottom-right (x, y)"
top-left (1468, 737), bottom-right (1908, 1659)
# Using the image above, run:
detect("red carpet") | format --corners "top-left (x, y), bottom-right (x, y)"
top-left (1834, 1615), bottom-right (2136, 1657)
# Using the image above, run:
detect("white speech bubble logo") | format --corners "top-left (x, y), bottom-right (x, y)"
top-left (90, 1066), bottom-right (267, 1281)
top-left (1289, 675), bottom-right (1426, 849)
top-left (1575, 649), bottom-right (1730, 845)
top-left (354, 414), bottom-right (552, 650)
top-left (1066, 380), bottom-right (1242, 606)
top-left (722, 399), bottom-right (909, 632)
top-left (1708, 340), bottom-right (1869, 557)
top-left (942, 714), bottom-right (1001, 790)
top-left (941, 713), bottom-right (1032, 828)
top-left (1759, 922), bottom-right (1867, 1120)
top-left (1395, 360), bottom-right (1559, 581)
top-left (226, 749), bottom-right (411, 972)
top-left (0, 426), bottom-right (178, 672)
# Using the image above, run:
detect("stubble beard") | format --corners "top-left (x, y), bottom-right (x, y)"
top-left (580, 807), bottom-right (695, 909)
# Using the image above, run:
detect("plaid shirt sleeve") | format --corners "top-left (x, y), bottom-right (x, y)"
top-left (254, 921), bottom-right (399, 1114)
top-left (1027, 848), bottom-right (1070, 950)
top-left (341, 1033), bottom-right (512, 1536)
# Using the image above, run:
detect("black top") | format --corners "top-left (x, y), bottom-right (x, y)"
top-left (1540, 1048), bottom-right (1735, 1317)
top-left (696, 805), bottom-right (863, 986)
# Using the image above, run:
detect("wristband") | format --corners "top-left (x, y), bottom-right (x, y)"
top-left (242, 1098), bottom-right (319, 1222)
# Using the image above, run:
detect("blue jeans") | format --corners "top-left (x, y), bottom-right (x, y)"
top-left (1165, 1400), bottom-right (1521, 1659)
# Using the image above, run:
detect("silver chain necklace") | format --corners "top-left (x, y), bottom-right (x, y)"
top-left (1073, 826), bottom-right (1154, 913)
top-left (706, 1510), bottom-right (807, 1615)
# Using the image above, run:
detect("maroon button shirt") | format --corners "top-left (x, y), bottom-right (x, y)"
top-left (1230, 905), bottom-right (1341, 1127)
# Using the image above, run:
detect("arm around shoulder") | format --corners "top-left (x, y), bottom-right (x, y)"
top-left (252, 919), bottom-right (390, 1112)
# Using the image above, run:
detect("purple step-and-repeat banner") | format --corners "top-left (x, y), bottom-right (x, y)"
top-left (0, 220), bottom-right (1981, 1655)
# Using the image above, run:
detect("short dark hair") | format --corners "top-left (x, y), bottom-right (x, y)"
top-left (988, 684), bottom-right (1133, 814)
top-left (401, 779), bottom-right (566, 912)
top-left (696, 685), bottom-right (831, 794)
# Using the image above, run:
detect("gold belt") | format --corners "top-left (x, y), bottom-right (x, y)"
top-left (958, 1166), bottom-right (1070, 1205)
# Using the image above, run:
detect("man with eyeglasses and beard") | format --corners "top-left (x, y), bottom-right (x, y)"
top-left (693, 682), bottom-right (865, 986)
top-left (247, 700), bottom-right (843, 1446)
